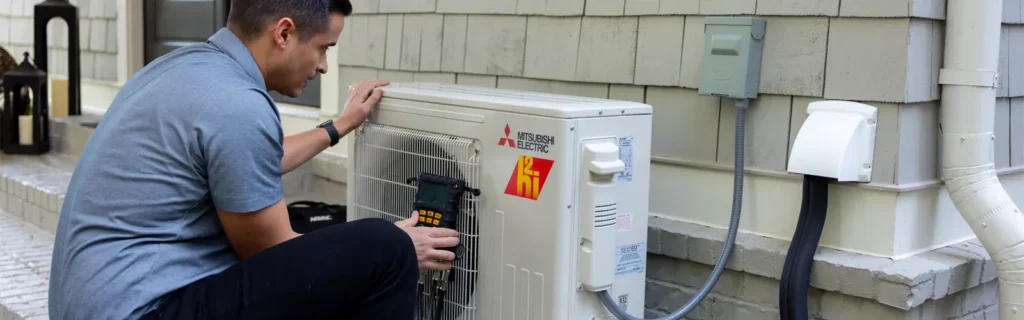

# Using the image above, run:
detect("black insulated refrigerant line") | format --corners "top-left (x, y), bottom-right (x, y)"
top-left (778, 175), bottom-right (832, 320)
top-left (598, 98), bottom-right (750, 320)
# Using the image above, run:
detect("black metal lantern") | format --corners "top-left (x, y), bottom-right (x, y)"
top-left (34, 0), bottom-right (80, 116)
top-left (2, 52), bottom-right (50, 155)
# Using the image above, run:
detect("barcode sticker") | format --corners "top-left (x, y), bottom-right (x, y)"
top-left (615, 242), bottom-right (646, 276)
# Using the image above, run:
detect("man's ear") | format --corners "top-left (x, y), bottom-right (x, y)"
top-left (272, 18), bottom-right (297, 46)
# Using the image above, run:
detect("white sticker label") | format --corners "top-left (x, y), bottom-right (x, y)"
top-left (617, 293), bottom-right (629, 310)
top-left (617, 136), bottom-right (634, 183)
top-left (615, 242), bottom-right (646, 276)
top-left (616, 212), bottom-right (632, 232)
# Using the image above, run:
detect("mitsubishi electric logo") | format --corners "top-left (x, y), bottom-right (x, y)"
top-left (499, 124), bottom-right (516, 149)
top-left (497, 124), bottom-right (555, 153)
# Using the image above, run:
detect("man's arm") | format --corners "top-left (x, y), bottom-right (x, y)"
top-left (200, 91), bottom-right (297, 259)
top-left (280, 116), bottom-right (359, 174)
top-left (279, 80), bottom-right (389, 174)
top-left (216, 199), bottom-right (299, 259)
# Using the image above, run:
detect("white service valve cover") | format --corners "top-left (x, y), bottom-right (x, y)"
top-left (578, 139), bottom-right (625, 292)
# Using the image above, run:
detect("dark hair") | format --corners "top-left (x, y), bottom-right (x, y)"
top-left (228, 0), bottom-right (353, 40)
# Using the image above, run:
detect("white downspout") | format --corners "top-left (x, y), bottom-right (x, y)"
top-left (941, 0), bottom-right (1024, 318)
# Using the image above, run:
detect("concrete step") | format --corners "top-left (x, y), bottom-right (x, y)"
top-left (0, 153), bottom-right (77, 235)
top-left (0, 211), bottom-right (54, 320)
top-left (0, 153), bottom-right (77, 320)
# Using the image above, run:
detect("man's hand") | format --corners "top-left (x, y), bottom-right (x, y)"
top-left (395, 211), bottom-right (461, 271)
top-left (279, 79), bottom-right (388, 174)
top-left (337, 79), bottom-right (390, 130)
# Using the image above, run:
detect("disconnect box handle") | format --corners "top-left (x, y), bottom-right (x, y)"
top-left (578, 138), bottom-right (625, 292)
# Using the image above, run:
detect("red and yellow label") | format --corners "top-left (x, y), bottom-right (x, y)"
top-left (504, 155), bottom-right (554, 200)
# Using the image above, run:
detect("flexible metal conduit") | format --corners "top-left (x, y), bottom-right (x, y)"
top-left (598, 99), bottom-right (749, 319)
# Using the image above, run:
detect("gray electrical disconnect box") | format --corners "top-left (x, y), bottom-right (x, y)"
top-left (698, 17), bottom-right (766, 99)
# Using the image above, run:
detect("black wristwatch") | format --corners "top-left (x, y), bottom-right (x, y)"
top-left (318, 119), bottom-right (341, 147)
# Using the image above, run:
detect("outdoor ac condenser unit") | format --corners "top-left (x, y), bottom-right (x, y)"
top-left (346, 82), bottom-right (652, 319)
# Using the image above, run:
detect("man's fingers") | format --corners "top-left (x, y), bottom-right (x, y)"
top-left (431, 235), bottom-right (460, 248)
top-left (366, 88), bottom-right (384, 104)
top-left (356, 79), bottom-right (388, 91)
top-left (395, 212), bottom-right (418, 228)
top-left (350, 81), bottom-right (373, 98)
top-left (427, 249), bottom-right (456, 262)
top-left (348, 80), bottom-right (390, 104)
top-left (358, 80), bottom-right (390, 95)
top-left (428, 227), bottom-right (460, 238)
top-left (355, 87), bottom-right (373, 103)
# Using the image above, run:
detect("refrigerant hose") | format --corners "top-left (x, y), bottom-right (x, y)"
top-left (779, 175), bottom-right (831, 320)
top-left (597, 98), bottom-right (749, 319)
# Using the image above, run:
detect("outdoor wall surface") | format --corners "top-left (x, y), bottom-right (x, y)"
top-left (330, 0), bottom-right (1024, 257)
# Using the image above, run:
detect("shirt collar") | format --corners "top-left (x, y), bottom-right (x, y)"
top-left (207, 28), bottom-right (266, 89)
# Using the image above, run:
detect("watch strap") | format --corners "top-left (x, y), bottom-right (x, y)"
top-left (318, 120), bottom-right (340, 147)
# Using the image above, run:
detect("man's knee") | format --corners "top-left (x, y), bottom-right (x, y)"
top-left (350, 218), bottom-right (416, 265)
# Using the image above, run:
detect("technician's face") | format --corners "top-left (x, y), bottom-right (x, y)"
top-left (273, 13), bottom-right (344, 98)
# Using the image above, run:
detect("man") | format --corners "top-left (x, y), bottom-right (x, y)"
top-left (47, 1), bottom-right (460, 319)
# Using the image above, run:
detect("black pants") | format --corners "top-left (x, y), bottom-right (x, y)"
top-left (140, 218), bottom-right (419, 320)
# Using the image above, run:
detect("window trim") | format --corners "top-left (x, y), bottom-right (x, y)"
top-left (139, 0), bottom-right (322, 108)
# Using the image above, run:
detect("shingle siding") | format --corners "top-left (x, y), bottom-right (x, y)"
top-left (336, 9), bottom-right (1024, 189)
top-left (0, 0), bottom-right (119, 82)
top-left (338, 14), bottom-right (982, 104)
top-left (524, 16), bottom-right (583, 81)
top-left (333, 0), bottom-right (1024, 289)
top-left (341, 0), bottom-right (963, 18)
top-left (463, 15), bottom-right (527, 76)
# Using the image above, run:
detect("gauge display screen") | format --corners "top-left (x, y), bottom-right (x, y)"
top-left (417, 182), bottom-right (451, 208)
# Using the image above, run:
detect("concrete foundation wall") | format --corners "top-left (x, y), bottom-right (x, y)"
top-left (645, 254), bottom-right (998, 320)
top-left (644, 217), bottom-right (999, 319)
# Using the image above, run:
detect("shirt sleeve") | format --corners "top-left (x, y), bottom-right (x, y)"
top-left (194, 90), bottom-right (284, 213)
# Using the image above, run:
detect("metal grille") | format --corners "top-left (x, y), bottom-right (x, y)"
top-left (351, 123), bottom-right (480, 320)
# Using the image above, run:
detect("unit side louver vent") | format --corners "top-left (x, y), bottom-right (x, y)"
top-left (595, 203), bottom-right (617, 228)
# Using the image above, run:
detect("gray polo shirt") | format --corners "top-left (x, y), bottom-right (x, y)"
top-left (48, 28), bottom-right (285, 320)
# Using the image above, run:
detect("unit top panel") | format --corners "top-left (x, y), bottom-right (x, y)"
top-left (377, 82), bottom-right (653, 119)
